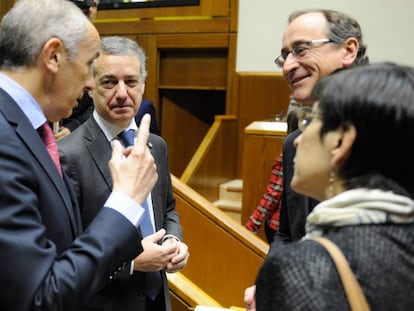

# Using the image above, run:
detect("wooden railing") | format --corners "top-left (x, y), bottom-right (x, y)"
top-left (172, 175), bottom-right (269, 307)
top-left (180, 115), bottom-right (238, 202)
top-left (167, 272), bottom-right (223, 311)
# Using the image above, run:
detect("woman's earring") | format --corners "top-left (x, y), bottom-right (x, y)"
top-left (328, 171), bottom-right (336, 198)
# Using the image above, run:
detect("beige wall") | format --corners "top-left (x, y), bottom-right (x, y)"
top-left (237, 0), bottom-right (414, 71)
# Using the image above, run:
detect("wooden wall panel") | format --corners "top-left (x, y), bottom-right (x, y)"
top-left (241, 129), bottom-right (286, 242)
top-left (159, 50), bottom-right (228, 89)
top-left (231, 72), bottom-right (291, 176)
top-left (230, 0), bottom-right (239, 33)
top-left (226, 33), bottom-right (238, 113)
top-left (96, 0), bottom-right (231, 20)
top-left (161, 96), bottom-right (210, 176)
top-left (157, 33), bottom-right (229, 49)
top-left (0, 0), bottom-right (14, 20)
top-left (96, 19), bottom-right (231, 36)
top-left (135, 34), bottom-right (160, 117)
top-left (183, 116), bottom-right (238, 202)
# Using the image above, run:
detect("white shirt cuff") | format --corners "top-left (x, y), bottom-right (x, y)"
top-left (105, 191), bottom-right (145, 227)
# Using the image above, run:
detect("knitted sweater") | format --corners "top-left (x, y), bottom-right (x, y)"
top-left (256, 223), bottom-right (414, 311)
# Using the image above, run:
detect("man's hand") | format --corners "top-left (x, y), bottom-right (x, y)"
top-left (244, 285), bottom-right (256, 311)
top-left (133, 229), bottom-right (178, 272)
top-left (54, 126), bottom-right (71, 140)
top-left (109, 114), bottom-right (157, 205)
top-left (164, 239), bottom-right (189, 273)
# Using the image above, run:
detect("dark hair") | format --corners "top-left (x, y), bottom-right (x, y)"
top-left (68, 0), bottom-right (96, 16)
top-left (288, 9), bottom-right (369, 66)
top-left (286, 107), bottom-right (300, 134)
top-left (311, 62), bottom-right (414, 197)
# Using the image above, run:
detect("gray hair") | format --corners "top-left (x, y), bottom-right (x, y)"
top-left (97, 36), bottom-right (148, 81)
top-left (0, 0), bottom-right (91, 69)
top-left (288, 9), bottom-right (369, 66)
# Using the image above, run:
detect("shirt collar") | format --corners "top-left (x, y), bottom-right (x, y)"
top-left (92, 110), bottom-right (138, 142)
top-left (0, 72), bottom-right (46, 129)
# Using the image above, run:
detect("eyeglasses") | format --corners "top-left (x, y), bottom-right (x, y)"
top-left (297, 106), bottom-right (320, 131)
top-left (274, 38), bottom-right (335, 68)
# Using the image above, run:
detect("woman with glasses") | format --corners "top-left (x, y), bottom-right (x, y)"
top-left (255, 62), bottom-right (414, 310)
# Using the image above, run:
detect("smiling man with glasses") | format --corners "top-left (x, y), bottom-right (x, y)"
top-left (274, 10), bottom-right (369, 248)
top-left (244, 9), bottom-right (369, 310)
top-left (280, 11), bottom-right (368, 105)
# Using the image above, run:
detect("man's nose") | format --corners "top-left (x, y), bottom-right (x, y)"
top-left (282, 53), bottom-right (299, 75)
top-left (115, 81), bottom-right (128, 98)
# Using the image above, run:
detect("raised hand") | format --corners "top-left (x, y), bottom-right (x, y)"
top-left (109, 114), bottom-right (158, 205)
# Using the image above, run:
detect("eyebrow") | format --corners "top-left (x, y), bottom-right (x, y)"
top-left (282, 40), bottom-right (312, 50)
top-left (98, 74), bottom-right (141, 80)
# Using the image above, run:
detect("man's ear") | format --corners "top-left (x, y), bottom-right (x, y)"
top-left (330, 124), bottom-right (356, 167)
top-left (41, 38), bottom-right (65, 74)
top-left (342, 37), bottom-right (359, 67)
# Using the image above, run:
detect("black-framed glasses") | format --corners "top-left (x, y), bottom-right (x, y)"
top-left (274, 38), bottom-right (336, 68)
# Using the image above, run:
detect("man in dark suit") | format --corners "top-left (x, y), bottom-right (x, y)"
top-left (0, 1), bottom-right (157, 310)
top-left (59, 36), bottom-right (189, 311)
top-left (244, 9), bottom-right (369, 310)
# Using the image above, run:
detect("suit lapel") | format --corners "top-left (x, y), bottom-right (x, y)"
top-left (84, 118), bottom-right (113, 189)
top-left (83, 120), bottom-right (163, 231)
top-left (148, 136), bottom-right (163, 231)
top-left (0, 90), bottom-right (80, 235)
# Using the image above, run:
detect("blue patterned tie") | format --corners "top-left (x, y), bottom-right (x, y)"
top-left (117, 129), bottom-right (135, 147)
top-left (118, 130), bottom-right (161, 299)
top-left (141, 199), bottom-right (162, 300)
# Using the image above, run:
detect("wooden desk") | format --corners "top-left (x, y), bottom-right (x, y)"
top-left (241, 121), bottom-right (287, 242)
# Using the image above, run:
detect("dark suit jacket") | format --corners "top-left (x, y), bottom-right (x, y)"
top-left (0, 89), bottom-right (142, 311)
top-left (135, 99), bottom-right (160, 136)
top-left (58, 116), bottom-right (181, 311)
top-left (272, 128), bottom-right (319, 245)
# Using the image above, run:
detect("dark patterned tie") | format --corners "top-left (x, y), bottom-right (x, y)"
top-left (118, 129), bottom-right (161, 299)
top-left (141, 199), bottom-right (162, 300)
top-left (117, 129), bottom-right (135, 147)
top-left (38, 123), bottom-right (62, 177)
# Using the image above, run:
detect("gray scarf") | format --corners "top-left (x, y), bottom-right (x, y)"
top-left (304, 188), bottom-right (414, 239)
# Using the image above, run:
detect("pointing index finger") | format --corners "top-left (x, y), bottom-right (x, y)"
top-left (135, 113), bottom-right (151, 149)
